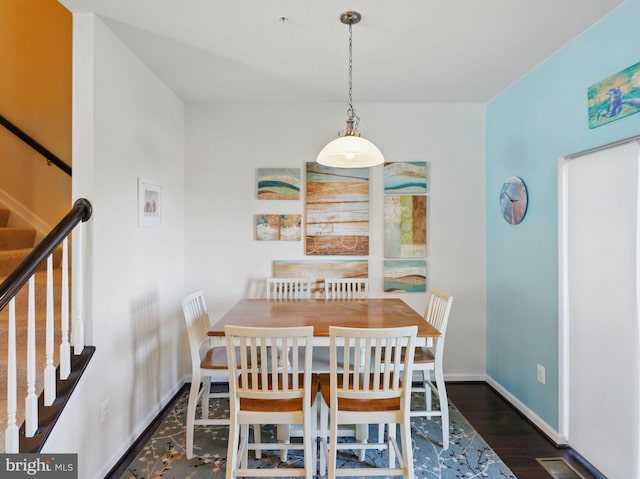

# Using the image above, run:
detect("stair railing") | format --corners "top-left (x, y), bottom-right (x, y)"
top-left (0, 198), bottom-right (92, 452)
top-left (0, 114), bottom-right (72, 176)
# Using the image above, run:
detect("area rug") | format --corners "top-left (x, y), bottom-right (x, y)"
top-left (119, 389), bottom-right (516, 479)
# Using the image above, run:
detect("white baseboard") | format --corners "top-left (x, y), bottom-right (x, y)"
top-left (96, 379), bottom-right (186, 479)
top-left (444, 372), bottom-right (486, 382)
top-left (0, 189), bottom-right (51, 241)
top-left (485, 375), bottom-right (566, 445)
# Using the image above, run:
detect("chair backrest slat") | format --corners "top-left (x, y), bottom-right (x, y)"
top-left (330, 325), bottom-right (417, 403)
top-left (266, 277), bottom-right (312, 300)
top-left (424, 288), bottom-right (453, 332)
top-left (181, 290), bottom-right (213, 369)
top-left (226, 325), bottom-right (314, 401)
top-left (424, 288), bottom-right (454, 360)
top-left (324, 278), bottom-right (369, 300)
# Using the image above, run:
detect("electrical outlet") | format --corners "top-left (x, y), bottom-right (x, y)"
top-left (101, 398), bottom-right (110, 423)
top-left (537, 364), bottom-right (546, 384)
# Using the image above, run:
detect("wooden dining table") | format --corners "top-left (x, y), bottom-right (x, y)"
top-left (208, 297), bottom-right (439, 464)
top-left (208, 298), bottom-right (440, 347)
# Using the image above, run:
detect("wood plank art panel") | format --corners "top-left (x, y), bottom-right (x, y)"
top-left (384, 195), bottom-right (427, 258)
top-left (383, 260), bottom-right (427, 293)
top-left (257, 168), bottom-right (300, 200)
top-left (305, 163), bottom-right (369, 256)
top-left (384, 162), bottom-right (428, 194)
top-left (274, 259), bottom-right (368, 292)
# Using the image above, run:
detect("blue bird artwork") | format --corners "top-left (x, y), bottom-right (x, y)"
top-left (603, 88), bottom-right (640, 118)
top-left (588, 60), bottom-right (640, 128)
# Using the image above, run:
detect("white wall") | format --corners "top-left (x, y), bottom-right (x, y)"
top-left (42, 14), bottom-right (186, 478)
top-left (185, 102), bottom-right (486, 378)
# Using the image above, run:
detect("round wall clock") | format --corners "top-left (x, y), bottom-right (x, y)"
top-left (499, 176), bottom-right (528, 225)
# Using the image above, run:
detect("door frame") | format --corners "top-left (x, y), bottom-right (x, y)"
top-left (557, 134), bottom-right (640, 445)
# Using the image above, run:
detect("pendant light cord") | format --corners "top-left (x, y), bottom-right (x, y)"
top-left (346, 21), bottom-right (360, 132)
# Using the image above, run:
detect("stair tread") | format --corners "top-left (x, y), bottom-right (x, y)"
top-left (0, 247), bottom-right (33, 256)
top-left (0, 227), bottom-right (36, 232)
top-left (0, 227), bottom-right (36, 251)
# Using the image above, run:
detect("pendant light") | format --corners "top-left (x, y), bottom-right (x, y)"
top-left (316, 11), bottom-right (384, 168)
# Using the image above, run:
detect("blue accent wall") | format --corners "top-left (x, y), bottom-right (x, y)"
top-left (486, 0), bottom-right (640, 429)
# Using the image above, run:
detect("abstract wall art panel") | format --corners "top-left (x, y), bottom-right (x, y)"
top-left (273, 259), bottom-right (368, 293)
top-left (255, 214), bottom-right (301, 241)
top-left (273, 259), bottom-right (368, 279)
top-left (257, 168), bottom-right (301, 199)
top-left (588, 60), bottom-right (640, 128)
top-left (305, 163), bottom-right (369, 256)
top-left (384, 195), bottom-right (427, 258)
top-left (383, 260), bottom-right (427, 293)
top-left (384, 162), bottom-right (428, 194)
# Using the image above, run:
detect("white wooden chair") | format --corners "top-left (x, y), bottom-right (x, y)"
top-left (324, 278), bottom-right (369, 299)
top-left (319, 325), bottom-right (417, 478)
top-left (225, 325), bottom-right (319, 479)
top-left (182, 290), bottom-right (262, 459)
top-left (266, 278), bottom-right (313, 388)
top-left (321, 277), bottom-right (370, 377)
top-left (266, 277), bottom-right (312, 300)
top-left (410, 288), bottom-right (454, 449)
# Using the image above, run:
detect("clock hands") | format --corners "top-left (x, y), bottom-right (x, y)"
top-left (502, 192), bottom-right (518, 202)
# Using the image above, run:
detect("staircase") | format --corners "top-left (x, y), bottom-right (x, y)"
top-left (0, 206), bottom-right (64, 451)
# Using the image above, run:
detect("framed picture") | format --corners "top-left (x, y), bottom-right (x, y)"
top-left (384, 161), bottom-right (428, 194)
top-left (383, 260), bottom-right (427, 293)
top-left (138, 178), bottom-right (161, 227)
top-left (255, 214), bottom-right (301, 241)
top-left (384, 195), bottom-right (427, 258)
top-left (588, 60), bottom-right (640, 128)
top-left (305, 162), bottom-right (369, 256)
top-left (256, 168), bottom-right (301, 200)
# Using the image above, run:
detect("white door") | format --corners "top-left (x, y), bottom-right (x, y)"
top-left (559, 138), bottom-right (640, 479)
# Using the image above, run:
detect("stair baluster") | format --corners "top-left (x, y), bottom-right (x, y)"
top-left (5, 299), bottom-right (18, 451)
top-left (72, 225), bottom-right (84, 354)
top-left (60, 238), bottom-right (70, 380)
top-left (45, 256), bottom-right (56, 406)
top-left (25, 277), bottom-right (38, 437)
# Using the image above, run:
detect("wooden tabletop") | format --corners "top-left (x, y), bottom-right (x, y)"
top-left (208, 298), bottom-right (440, 339)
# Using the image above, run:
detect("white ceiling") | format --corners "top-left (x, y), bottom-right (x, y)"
top-left (59, 0), bottom-right (626, 104)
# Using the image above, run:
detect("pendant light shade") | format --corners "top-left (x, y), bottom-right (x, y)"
top-left (316, 11), bottom-right (384, 168)
top-left (316, 134), bottom-right (384, 168)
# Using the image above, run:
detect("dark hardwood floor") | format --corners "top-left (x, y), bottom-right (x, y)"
top-left (447, 382), bottom-right (604, 479)
top-left (106, 382), bottom-right (605, 479)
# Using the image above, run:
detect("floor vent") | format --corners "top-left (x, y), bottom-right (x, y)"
top-left (537, 457), bottom-right (585, 479)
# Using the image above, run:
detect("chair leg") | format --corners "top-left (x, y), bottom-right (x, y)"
top-left (186, 379), bottom-right (202, 459)
top-left (226, 411), bottom-right (240, 479)
top-left (400, 419), bottom-right (415, 479)
top-left (310, 395), bottom-right (318, 476)
top-left (356, 424), bottom-right (367, 461)
top-left (423, 370), bottom-right (432, 416)
top-left (304, 399), bottom-right (315, 479)
top-left (201, 377), bottom-right (211, 419)
top-left (328, 407), bottom-right (338, 479)
top-left (388, 422), bottom-right (397, 468)
top-left (240, 423), bottom-right (250, 469)
top-left (434, 367), bottom-right (449, 449)
top-left (278, 424), bottom-right (290, 462)
top-left (319, 397), bottom-right (329, 475)
top-left (254, 425), bottom-right (262, 459)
